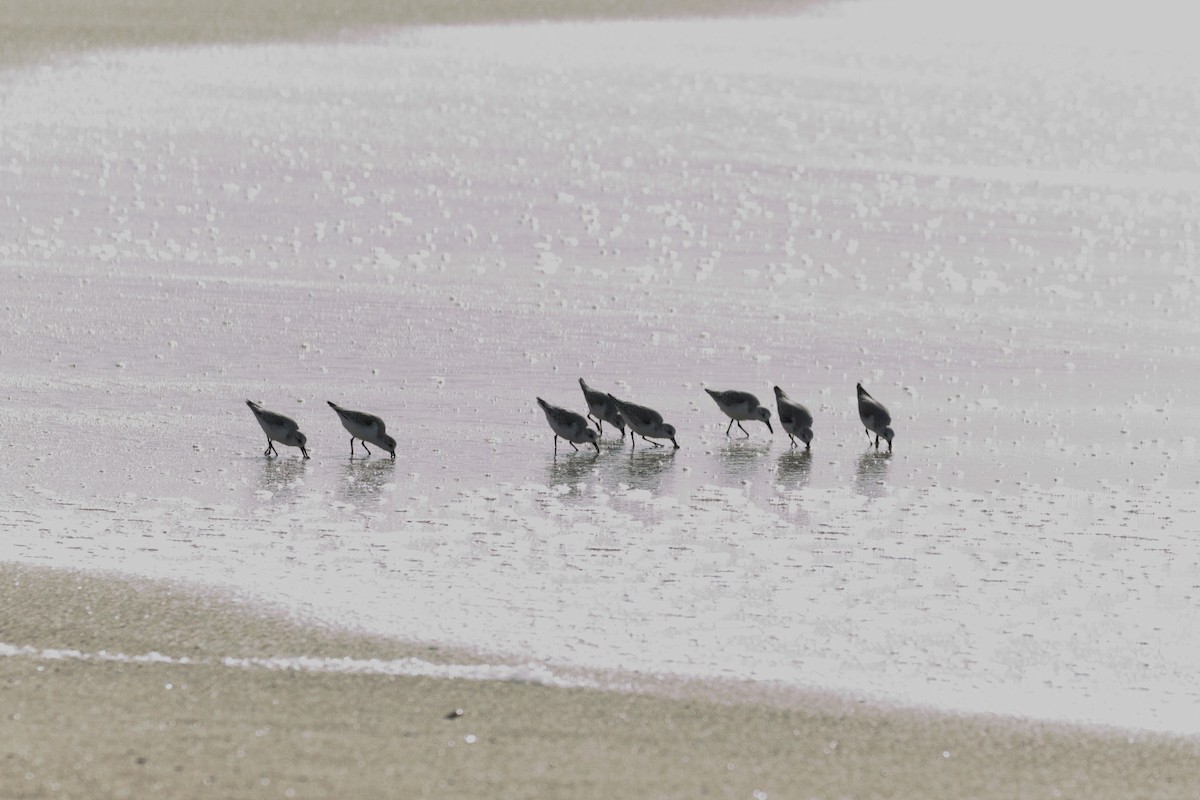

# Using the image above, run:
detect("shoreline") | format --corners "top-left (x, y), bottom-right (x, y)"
top-left (0, 0), bottom-right (811, 67)
top-left (3, 563), bottom-right (1199, 798)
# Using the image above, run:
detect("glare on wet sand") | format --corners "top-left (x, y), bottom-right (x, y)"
top-left (2, 0), bottom-right (1200, 737)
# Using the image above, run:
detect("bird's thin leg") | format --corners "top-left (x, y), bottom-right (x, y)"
top-left (737, 421), bottom-right (750, 438)
top-left (264, 438), bottom-right (272, 457)
top-left (362, 441), bottom-right (372, 456)
top-left (873, 434), bottom-right (880, 450)
top-left (570, 441), bottom-right (579, 452)
top-left (789, 434), bottom-right (796, 447)
top-left (630, 434), bottom-right (636, 451)
top-left (725, 419), bottom-right (734, 437)
top-left (596, 419), bottom-right (604, 435)
top-left (644, 435), bottom-right (663, 448)
top-left (301, 446), bottom-right (310, 460)
top-left (554, 435), bottom-right (559, 456)
top-left (349, 437), bottom-right (355, 458)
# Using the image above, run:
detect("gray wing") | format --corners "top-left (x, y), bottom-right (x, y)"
top-left (615, 397), bottom-right (663, 426)
top-left (538, 397), bottom-right (586, 428)
top-left (859, 395), bottom-right (891, 427)
top-left (579, 378), bottom-right (604, 405)
top-left (709, 389), bottom-right (760, 408)
top-left (256, 406), bottom-right (299, 431)
top-left (779, 398), bottom-right (813, 428)
top-left (338, 406), bottom-right (385, 433)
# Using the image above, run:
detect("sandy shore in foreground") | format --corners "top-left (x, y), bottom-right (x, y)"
top-left (2, 565), bottom-right (1198, 799)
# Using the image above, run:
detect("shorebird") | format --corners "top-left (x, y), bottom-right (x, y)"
top-left (245, 400), bottom-right (309, 459)
top-left (537, 397), bottom-right (600, 454)
top-left (705, 388), bottom-right (773, 438)
top-left (327, 401), bottom-right (397, 459)
top-left (773, 386), bottom-right (813, 449)
top-left (607, 394), bottom-right (679, 450)
top-left (578, 378), bottom-right (626, 439)
top-left (856, 383), bottom-right (894, 452)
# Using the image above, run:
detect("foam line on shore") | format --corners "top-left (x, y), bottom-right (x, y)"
top-left (0, 641), bottom-right (593, 687)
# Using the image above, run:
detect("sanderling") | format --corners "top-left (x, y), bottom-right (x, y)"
top-left (578, 378), bottom-right (626, 439)
top-left (856, 383), bottom-right (894, 452)
top-left (246, 400), bottom-right (310, 459)
top-left (537, 397), bottom-right (600, 454)
top-left (705, 388), bottom-right (773, 438)
top-left (327, 401), bottom-right (397, 460)
top-left (773, 386), bottom-right (814, 449)
top-left (607, 394), bottom-right (679, 449)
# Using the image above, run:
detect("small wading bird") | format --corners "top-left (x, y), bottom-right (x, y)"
top-left (327, 401), bottom-right (397, 459)
top-left (607, 394), bottom-right (679, 450)
top-left (246, 400), bottom-right (310, 459)
top-left (856, 383), bottom-right (894, 452)
top-left (537, 397), bottom-right (600, 454)
top-left (705, 388), bottom-right (773, 438)
top-left (578, 378), bottom-right (626, 439)
top-left (773, 386), bottom-right (814, 449)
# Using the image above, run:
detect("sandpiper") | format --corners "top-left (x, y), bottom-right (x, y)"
top-left (607, 394), bottom-right (679, 449)
top-left (578, 378), bottom-right (626, 439)
top-left (245, 400), bottom-right (309, 459)
top-left (537, 397), bottom-right (600, 454)
top-left (327, 401), bottom-right (397, 459)
top-left (773, 386), bottom-right (813, 449)
top-left (705, 388), bottom-right (773, 438)
top-left (856, 383), bottom-right (894, 452)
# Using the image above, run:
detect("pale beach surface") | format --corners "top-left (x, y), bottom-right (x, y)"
top-left (3, 0), bottom-right (1200, 795)
top-left (4, 564), bottom-right (1199, 799)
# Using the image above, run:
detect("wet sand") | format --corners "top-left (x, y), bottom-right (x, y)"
top-left (5, 0), bottom-right (1200, 795)
top-left (4, 565), bottom-right (1199, 799)
top-left (0, 0), bottom-right (797, 65)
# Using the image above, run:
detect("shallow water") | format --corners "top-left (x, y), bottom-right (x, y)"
top-left (2, 0), bottom-right (1200, 733)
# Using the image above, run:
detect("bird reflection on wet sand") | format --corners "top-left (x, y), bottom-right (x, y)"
top-left (776, 449), bottom-right (812, 485)
top-left (546, 451), bottom-right (600, 491)
top-left (339, 459), bottom-right (396, 501)
top-left (716, 441), bottom-right (770, 480)
top-left (615, 449), bottom-right (677, 492)
top-left (855, 451), bottom-right (892, 498)
top-left (257, 457), bottom-right (310, 500)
